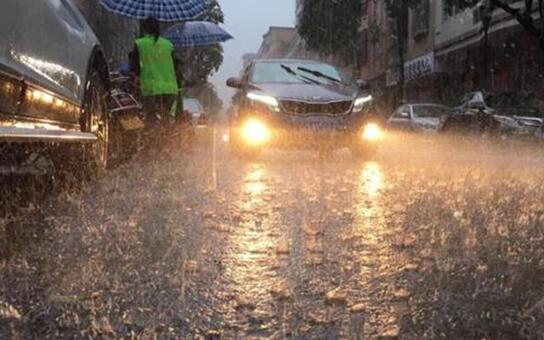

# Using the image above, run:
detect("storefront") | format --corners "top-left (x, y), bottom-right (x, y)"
top-left (436, 23), bottom-right (544, 101)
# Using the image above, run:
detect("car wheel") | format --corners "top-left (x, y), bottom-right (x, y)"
top-left (83, 69), bottom-right (112, 173)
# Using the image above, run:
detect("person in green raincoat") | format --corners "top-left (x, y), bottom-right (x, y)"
top-left (129, 17), bottom-right (181, 124)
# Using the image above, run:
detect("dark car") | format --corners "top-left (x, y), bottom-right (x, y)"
top-left (0, 0), bottom-right (112, 171)
top-left (225, 59), bottom-right (381, 158)
top-left (453, 91), bottom-right (544, 136)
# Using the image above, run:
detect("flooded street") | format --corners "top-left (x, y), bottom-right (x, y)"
top-left (2, 127), bottom-right (544, 339)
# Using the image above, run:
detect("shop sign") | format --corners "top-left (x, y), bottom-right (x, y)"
top-left (404, 52), bottom-right (434, 81)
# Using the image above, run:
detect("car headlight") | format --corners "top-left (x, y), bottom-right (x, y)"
top-left (352, 95), bottom-right (373, 113)
top-left (361, 123), bottom-right (382, 141)
top-left (241, 118), bottom-right (270, 146)
top-left (247, 92), bottom-right (280, 112)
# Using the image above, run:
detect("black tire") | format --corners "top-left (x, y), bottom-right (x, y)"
top-left (82, 69), bottom-right (112, 174)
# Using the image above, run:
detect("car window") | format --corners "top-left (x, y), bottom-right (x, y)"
top-left (413, 105), bottom-right (451, 118)
top-left (394, 105), bottom-right (411, 118)
top-left (250, 61), bottom-right (343, 84)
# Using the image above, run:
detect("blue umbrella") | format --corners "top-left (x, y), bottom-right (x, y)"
top-left (164, 21), bottom-right (234, 47)
top-left (100, 0), bottom-right (208, 22)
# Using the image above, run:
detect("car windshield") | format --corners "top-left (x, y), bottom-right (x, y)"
top-left (183, 98), bottom-right (203, 113)
top-left (413, 105), bottom-right (451, 118)
top-left (250, 61), bottom-right (344, 84)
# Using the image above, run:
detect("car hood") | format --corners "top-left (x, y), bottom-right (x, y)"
top-left (250, 83), bottom-right (357, 102)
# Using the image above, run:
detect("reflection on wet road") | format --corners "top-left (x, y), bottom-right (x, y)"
top-left (2, 130), bottom-right (544, 338)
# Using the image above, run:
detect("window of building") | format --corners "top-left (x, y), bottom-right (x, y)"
top-left (411, 0), bottom-right (430, 39)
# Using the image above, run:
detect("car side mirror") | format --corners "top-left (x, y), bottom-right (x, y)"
top-left (400, 111), bottom-right (410, 118)
top-left (226, 77), bottom-right (243, 89)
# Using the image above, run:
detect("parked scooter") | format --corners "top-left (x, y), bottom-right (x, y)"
top-left (108, 71), bottom-right (196, 159)
top-left (107, 72), bottom-right (145, 162)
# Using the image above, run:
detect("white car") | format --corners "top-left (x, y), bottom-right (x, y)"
top-left (387, 104), bottom-right (452, 132)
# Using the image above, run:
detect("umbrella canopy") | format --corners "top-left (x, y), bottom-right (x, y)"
top-left (100, 0), bottom-right (208, 22)
top-left (164, 21), bottom-right (233, 47)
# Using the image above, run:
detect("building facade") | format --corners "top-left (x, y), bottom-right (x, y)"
top-left (435, 0), bottom-right (544, 101)
top-left (355, 0), bottom-right (543, 109)
top-left (257, 27), bottom-right (298, 59)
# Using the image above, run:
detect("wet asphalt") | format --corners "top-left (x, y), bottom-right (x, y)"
top-left (1, 126), bottom-right (544, 339)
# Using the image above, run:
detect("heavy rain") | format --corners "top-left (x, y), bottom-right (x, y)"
top-left (2, 0), bottom-right (544, 339)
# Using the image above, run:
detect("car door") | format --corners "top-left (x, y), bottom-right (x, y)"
top-left (388, 105), bottom-right (412, 130)
top-left (1, 0), bottom-right (97, 124)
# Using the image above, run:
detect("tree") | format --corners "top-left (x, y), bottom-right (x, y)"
top-left (177, 0), bottom-right (225, 84)
top-left (449, 0), bottom-right (544, 49)
top-left (298, 0), bottom-right (363, 65)
top-left (176, 0), bottom-right (225, 112)
top-left (298, 0), bottom-right (418, 100)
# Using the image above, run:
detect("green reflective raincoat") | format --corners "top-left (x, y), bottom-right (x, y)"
top-left (135, 35), bottom-right (179, 97)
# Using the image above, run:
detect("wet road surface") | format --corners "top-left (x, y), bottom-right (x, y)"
top-left (2, 128), bottom-right (544, 339)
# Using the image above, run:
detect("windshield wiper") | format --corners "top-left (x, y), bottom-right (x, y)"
top-left (297, 66), bottom-right (344, 85)
top-left (280, 64), bottom-right (320, 85)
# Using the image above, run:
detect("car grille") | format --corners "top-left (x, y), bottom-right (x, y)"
top-left (280, 100), bottom-right (352, 115)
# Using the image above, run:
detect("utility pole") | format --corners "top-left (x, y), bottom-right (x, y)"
top-left (483, 26), bottom-right (489, 88)
top-left (481, 0), bottom-right (493, 89)
top-left (394, 0), bottom-right (407, 103)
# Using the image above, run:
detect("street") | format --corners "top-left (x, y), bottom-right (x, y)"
top-left (1, 126), bottom-right (544, 339)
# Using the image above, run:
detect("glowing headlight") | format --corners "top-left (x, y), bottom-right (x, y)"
top-left (362, 123), bottom-right (382, 141)
top-left (241, 118), bottom-right (270, 145)
top-left (247, 92), bottom-right (280, 112)
top-left (352, 95), bottom-right (373, 112)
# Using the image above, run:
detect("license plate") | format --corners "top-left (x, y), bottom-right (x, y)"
top-left (119, 115), bottom-right (145, 130)
top-left (304, 120), bottom-right (341, 131)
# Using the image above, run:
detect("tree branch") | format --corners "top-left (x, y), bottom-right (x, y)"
top-left (493, 0), bottom-right (540, 36)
